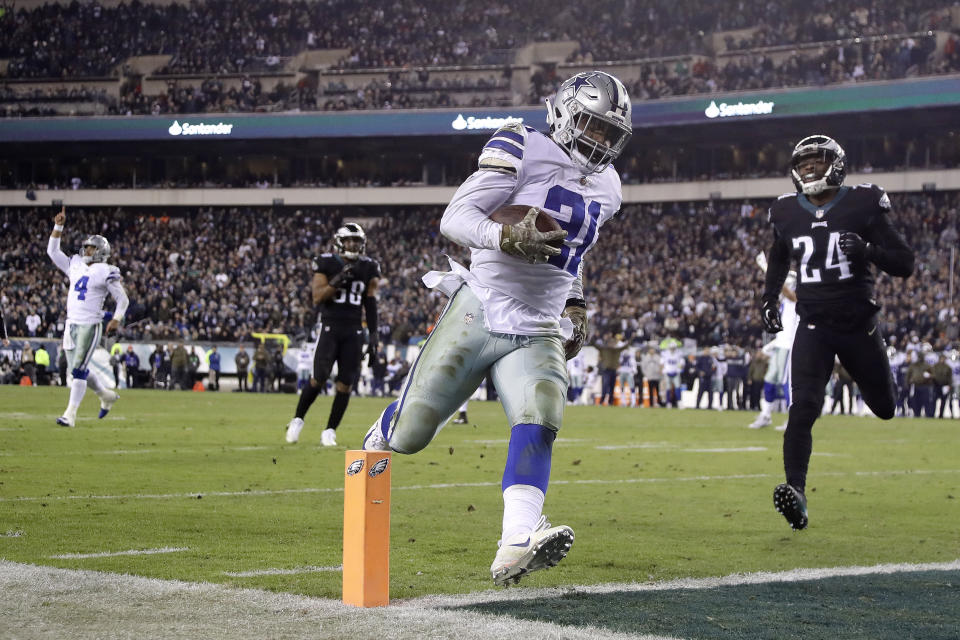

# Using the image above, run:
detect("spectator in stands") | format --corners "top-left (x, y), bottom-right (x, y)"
top-left (124, 345), bottom-right (140, 389)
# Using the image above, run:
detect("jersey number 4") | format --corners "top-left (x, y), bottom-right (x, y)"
top-left (74, 275), bottom-right (90, 300)
top-left (792, 232), bottom-right (852, 283)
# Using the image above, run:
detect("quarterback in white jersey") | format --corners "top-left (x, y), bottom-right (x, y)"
top-left (749, 271), bottom-right (798, 429)
top-left (46, 208), bottom-right (128, 427)
top-left (362, 71), bottom-right (633, 586)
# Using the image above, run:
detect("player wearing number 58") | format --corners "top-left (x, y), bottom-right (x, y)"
top-left (46, 207), bottom-right (128, 427)
top-left (284, 223), bottom-right (381, 447)
top-left (761, 135), bottom-right (915, 531)
top-left (360, 70), bottom-right (633, 586)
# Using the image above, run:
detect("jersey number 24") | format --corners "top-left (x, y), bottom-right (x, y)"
top-left (792, 232), bottom-right (852, 283)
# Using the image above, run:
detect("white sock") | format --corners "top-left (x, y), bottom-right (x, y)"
top-left (759, 399), bottom-right (772, 419)
top-left (67, 378), bottom-right (87, 413)
top-left (86, 372), bottom-right (105, 396)
top-left (500, 484), bottom-right (545, 543)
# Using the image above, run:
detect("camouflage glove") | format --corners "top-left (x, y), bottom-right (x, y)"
top-left (499, 208), bottom-right (566, 264)
top-left (561, 304), bottom-right (588, 360)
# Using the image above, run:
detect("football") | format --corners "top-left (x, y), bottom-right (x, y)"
top-left (489, 204), bottom-right (564, 246)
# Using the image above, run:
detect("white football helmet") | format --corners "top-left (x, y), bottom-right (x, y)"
top-left (545, 71), bottom-right (632, 174)
top-left (81, 235), bottom-right (111, 264)
top-left (790, 135), bottom-right (846, 196)
top-left (334, 223), bottom-right (366, 260)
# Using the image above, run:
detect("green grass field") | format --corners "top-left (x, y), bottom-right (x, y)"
top-left (1, 386), bottom-right (958, 639)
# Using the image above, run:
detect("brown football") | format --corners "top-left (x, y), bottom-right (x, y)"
top-left (489, 204), bottom-right (564, 246)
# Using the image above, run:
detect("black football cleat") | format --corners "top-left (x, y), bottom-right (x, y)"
top-left (773, 483), bottom-right (808, 530)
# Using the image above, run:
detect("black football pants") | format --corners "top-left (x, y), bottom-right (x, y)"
top-left (783, 318), bottom-right (896, 491)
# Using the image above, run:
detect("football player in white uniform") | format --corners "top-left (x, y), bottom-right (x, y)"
top-left (362, 70), bottom-right (632, 585)
top-left (750, 268), bottom-right (799, 429)
top-left (46, 208), bottom-right (128, 427)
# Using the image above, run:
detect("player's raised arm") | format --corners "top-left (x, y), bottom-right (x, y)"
top-left (46, 206), bottom-right (71, 274)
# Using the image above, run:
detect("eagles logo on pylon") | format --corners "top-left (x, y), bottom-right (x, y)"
top-left (368, 458), bottom-right (389, 477)
top-left (346, 459), bottom-right (364, 476)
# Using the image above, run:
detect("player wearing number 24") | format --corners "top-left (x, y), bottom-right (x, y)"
top-left (761, 135), bottom-right (915, 531)
top-left (361, 70), bottom-right (633, 585)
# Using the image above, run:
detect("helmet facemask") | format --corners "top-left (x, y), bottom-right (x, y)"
top-left (790, 135), bottom-right (846, 196)
top-left (546, 71), bottom-right (632, 174)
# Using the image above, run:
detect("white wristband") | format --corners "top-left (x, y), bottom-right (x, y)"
top-left (53, 224), bottom-right (64, 232)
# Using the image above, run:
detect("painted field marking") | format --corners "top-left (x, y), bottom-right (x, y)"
top-left (2, 558), bottom-right (958, 640)
top-left (0, 445), bottom-right (276, 457)
top-left (224, 566), bottom-right (342, 577)
top-left (3, 468), bottom-right (959, 504)
top-left (49, 547), bottom-right (189, 559)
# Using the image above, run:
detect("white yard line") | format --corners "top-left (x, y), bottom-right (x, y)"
top-left (49, 547), bottom-right (189, 560)
top-left (224, 566), bottom-right (342, 577)
top-left (2, 558), bottom-right (957, 640)
top-left (2, 468), bottom-right (958, 504)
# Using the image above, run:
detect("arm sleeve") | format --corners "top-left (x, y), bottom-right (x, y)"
top-left (363, 295), bottom-right (378, 338)
top-left (762, 227), bottom-right (791, 303)
top-left (46, 236), bottom-right (71, 275)
top-left (439, 170), bottom-right (515, 250)
top-left (864, 212), bottom-right (915, 278)
top-left (106, 279), bottom-right (129, 322)
top-left (566, 259), bottom-right (585, 304)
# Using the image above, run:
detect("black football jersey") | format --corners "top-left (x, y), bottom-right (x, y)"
top-left (765, 183), bottom-right (913, 327)
top-left (313, 253), bottom-right (381, 325)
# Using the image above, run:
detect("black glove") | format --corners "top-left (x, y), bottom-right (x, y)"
top-left (838, 231), bottom-right (868, 259)
top-left (366, 335), bottom-right (379, 364)
top-left (328, 264), bottom-right (356, 289)
top-left (760, 297), bottom-right (783, 333)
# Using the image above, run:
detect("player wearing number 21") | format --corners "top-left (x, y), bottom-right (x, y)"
top-left (361, 71), bottom-right (633, 585)
top-left (761, 135), bottom-right (915, 531)
top-left (46, 207), bottom-right (128, 427)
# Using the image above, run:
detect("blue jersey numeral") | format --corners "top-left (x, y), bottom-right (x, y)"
top-left (74, 275), bottom-right (90, 300)
top-left (543, 185), bottom-right (602, 275)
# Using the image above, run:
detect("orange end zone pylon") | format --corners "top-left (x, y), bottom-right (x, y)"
top-left (343, 450), bottom-right (392, 607)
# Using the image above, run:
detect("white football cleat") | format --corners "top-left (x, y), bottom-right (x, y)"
top-left (748, 414), bottom-right (771, 429)
top-left (98, 390), bottom-right (119, 419)
top-left (320, 428), bottom-right (337, 447)
top-left (775, 423), bottom-right (788, 432)
top-left (490, 515), bottom-right (574, 586)
top-left (56, 414), bottom-right (76, 428)
top-left (285, 417), bottom-right (304, 444)
top-left (362, 421), bottom-right (389, 451)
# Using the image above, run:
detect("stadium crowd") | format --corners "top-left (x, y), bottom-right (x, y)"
top-left (2, 191), bottom-right (957, 354)
top-left (2, 0), bottom-right (959, 118)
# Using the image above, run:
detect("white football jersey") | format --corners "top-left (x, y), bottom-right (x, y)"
top-left (297, 347), bottom-right (314, 371)
top-left (437, 123), bottom-right (622, 336)
top-left (661, 349), bottom-right (683, 376)
top-left (617, 350), bottom-right (637, 374)
top-left (773, 293), bottom-right (798, 349)
top-left (65, 255), bottom-right (123, 324)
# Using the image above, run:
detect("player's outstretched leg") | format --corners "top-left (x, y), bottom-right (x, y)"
top-left (85, 371), bottom-right (118, 418)
top-left (286, 379), bottom-right (321, 443)
top-left (57, 367), bottom-right (90, 427)
top-left (362, 402), bottom-right (396, 451)
top-left (490, 423), bottom-right (573, 586)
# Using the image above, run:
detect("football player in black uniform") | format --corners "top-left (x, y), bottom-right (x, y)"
top-left (760, 135), bottom-right (915, 530)
top-left (285, 223), bottom-right (380, 446)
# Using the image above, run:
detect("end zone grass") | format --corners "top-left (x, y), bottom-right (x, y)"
top-left (1, 386), bottom-right (958, 603)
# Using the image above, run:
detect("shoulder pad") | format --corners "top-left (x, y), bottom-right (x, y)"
top-left (853, 182), bottom-right (891, 210)
top-left (478, 125), bottom-right (526, 175)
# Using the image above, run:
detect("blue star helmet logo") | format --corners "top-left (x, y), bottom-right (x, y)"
top-left (570, 75), bottom-right (595, 94)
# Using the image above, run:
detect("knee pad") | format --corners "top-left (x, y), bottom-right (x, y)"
top-left (390, 399), bottom-right (441, 454)
top-left (71, 368), bottom-right (90, 380)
